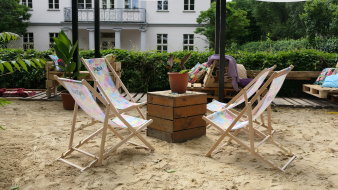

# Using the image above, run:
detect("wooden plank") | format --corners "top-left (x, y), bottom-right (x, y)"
top-left (133, 93), bottom-right (144, 102)
top-left (272, 97), bottom-right (293, 106)
top-left (139, 93), bottom-right (147, 103)
top-left (174, 104), bottom-right (206, 118)
top-left (146, 126), bottom-right (206, 143)
top-left (283, 97), bottom-right (303, 107)
top-left (147, 104), bottom-right (173, 120)
top-left (291, 98), bottom-right (314, 107)
top-left (300, 98), bottom-right (322, 107)
top-left (148, 90), bottom-right (206, 107)
top-left (147, 115), bottom-right (205, 132)
top-left (248, 71), bottom-right (321, 80)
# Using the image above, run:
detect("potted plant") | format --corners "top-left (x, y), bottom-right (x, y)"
top-left (167, 53), bottom-right (191, 93)
top-left (53, 31), bottom-right (79, 110)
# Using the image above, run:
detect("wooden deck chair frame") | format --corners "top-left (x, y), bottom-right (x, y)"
top-left (81, 57), bottom-right (146, 119)
top-left (207, 65), bottom-right (276, 135)
top-left (54, 76), bottom-right (154, 171)
top-left (203, 66), bottom-right (297, 172)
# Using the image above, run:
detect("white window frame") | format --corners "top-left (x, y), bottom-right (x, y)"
top-left (48, 0), bottom-right (59, 9)
top-left (183, 34), bottom-right (194, 51)
top-left (21, 0), bottom-right (33, 8)
top-left (49, 33), bottom-right (59, 48)
top-left (184, 0), bottom-right (194, 11)
top-left (102, 0), bottom-right (114, 9)
top-left (157, 34), bottom-right (168, 52)
top-left (78, 0), bottom-right (92, 9)
top-left (157, 0), bottom-right (168, 11)
top-left (125, 0), bottom-right (138, 9)
top-left (23, 33), bottom-right (34, 50)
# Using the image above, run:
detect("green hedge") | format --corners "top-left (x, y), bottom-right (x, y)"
top-left (0, 48), bottom-right (337, 93)
top-left (237, 38), bottom-right (338, 53)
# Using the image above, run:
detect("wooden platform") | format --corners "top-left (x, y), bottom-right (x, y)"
top-left (272, 97), bottom-right (338, 109)
top-left (20, 91), bottom-right (148, 103)
top-left (17, 90), bottom-right (338, 109)
top-left (303, 84), bottom-right (338, 99)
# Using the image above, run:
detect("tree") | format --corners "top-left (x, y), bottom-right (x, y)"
top-left (0, 0), bottom-right (31, 35)
top-left (301, 0), bottom-right (338, 40)
top-left (195, 2), bottom-right (250, 49)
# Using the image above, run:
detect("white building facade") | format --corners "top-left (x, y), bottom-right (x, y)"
top-left (21, 0), bottom-right (210, 52)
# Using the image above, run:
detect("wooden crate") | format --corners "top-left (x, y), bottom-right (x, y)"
top-left (146, 90), bottom-right (207, 143)
top-left (303, 84), bottom-right (338, 99)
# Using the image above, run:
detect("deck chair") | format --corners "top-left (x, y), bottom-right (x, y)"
top-left (54, 76), bottom-right (154, 171)
top-left (203, 66), bottom-right (297, 172)
top-left (81, 57), bottom-right (146, 119)
top-left (207, 65), bottom-right (276, 112)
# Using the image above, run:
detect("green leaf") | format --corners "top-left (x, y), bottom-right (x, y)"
top-left (17, 59), bottom-right (28, 71)
top-left (3, 61), bottom-right (14, 72)
top-left (165, 169), bottom-right (176, 173)
top-left (33, 59), bottom-right (42, 68)
top-left (11, 61), bottom-right (21, 71)
top-left (0, 62), bottom-right (4, 72)
top-left (0, 126), bottom-right (5, 130)
top-left (10, 185), bottom-right (19, 190)
top-left (179, 69), bottom-right (189, 74)
top-left (24, 60), bottom-right (36, 68)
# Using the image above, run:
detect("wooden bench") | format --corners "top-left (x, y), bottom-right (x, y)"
top-left (45, 60), bottom-right (121, 98)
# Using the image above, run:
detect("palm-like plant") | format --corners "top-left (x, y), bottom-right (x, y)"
top-left (0, 32), bottom-right (46, 74)
top-left (53, 31), bottom-right (79, 79)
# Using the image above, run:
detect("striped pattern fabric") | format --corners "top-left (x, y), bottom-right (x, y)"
top-left (83, 58), bottom-right (138, 110)
top-left (62, 79), bottom-right (147, 128)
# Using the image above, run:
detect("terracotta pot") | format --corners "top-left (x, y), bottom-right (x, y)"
top-left (61, 92), bottom-right (75, 110)
top-left (168, 72), bottom-right (189, 93)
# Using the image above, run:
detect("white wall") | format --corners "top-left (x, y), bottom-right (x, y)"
top-left (26, 26), bottom-right (62, 51)
top-left (121, 30), bottom-right (141, 50)
top-left (29, 0), bottom-right (71, 23)
top-left (144, 0), bottom-right (210, 24)
top-left (145, 27), bottom-right (209, 52)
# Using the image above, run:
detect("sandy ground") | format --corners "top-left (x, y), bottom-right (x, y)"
top-left (0, 100), bottom-right (338, 190)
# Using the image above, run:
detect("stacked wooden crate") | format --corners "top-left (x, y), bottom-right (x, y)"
top-left (147, 90), bottom-right (207, 143)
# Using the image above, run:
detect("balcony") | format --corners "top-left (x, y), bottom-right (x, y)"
top-left (64, 8), bottom-right (146, 23)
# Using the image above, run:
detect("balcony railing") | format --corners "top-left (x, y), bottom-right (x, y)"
top-left (64, 8), bottom-right (146, 23)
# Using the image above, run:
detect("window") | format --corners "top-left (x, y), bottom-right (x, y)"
top-left (102, 0), bottom-right (114, 9)
top-left (157, 0), bottom-right (168, 11)
top-left (184, 0), bottom-right (194, 11)
top-left (49, 33), bottom-right (59, 48)
top-left (48, 0), bottom-right (59, 9)
top-left (157, 34), bottom-right (168, 52)
top-left (21, 0), bottom-right (32, 8)
top-left (23, 33), bottom-right (34, 50)
top-left (125, 0), bottom-right (138, 9)
top-left (78, 0), bottom-right (92, 9)
top-left (183, 34), bottom-right (194, 51)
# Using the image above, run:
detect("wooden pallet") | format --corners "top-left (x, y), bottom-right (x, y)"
top-left (303, 84), bottom-right (338, 99)
top-left (272, 97), bottom-right (338, 109)
top-left (20, 91), bottom-right (147, 103)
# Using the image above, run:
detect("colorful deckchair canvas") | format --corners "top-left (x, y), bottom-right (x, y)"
top-left (54, 76), bottom-right (154, 171)
top-left (81, 57), bottom-right (146, 118)
top-left (207, 65), bottom-right (276, 112)
top-left (203, 66), bottom-right (296, 172)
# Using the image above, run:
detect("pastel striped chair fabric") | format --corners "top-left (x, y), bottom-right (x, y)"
top-left (62, 79), bottom-right (146, 128)
top-left (207, 67), bottom-right (290, 132)
top-left (207, 69), bottom-right (270, 112)
top-left (83, 58), bottom-right (139, 110)
top-left (207, 110), bottom-right (249, 131)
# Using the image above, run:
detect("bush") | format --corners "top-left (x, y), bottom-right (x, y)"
top-left (238, 38), bottom-right (338, 53)
top-left (0, 48), bottom-right (337, 93)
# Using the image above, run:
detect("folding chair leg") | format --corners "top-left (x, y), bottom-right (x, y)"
top-left (97, 106), bottom-right (110, 166)
top-left (108, 126), bottom-right (149, 150)
top-left (206, 132), bottom-right (228, 157)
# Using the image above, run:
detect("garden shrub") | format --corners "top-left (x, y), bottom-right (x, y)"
top-left (238, 38), bottom-right (338, 53)
top-left (0, 48), bottom-right (337, 94)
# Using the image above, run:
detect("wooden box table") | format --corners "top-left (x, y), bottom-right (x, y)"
top-left (146, 90), bottom-right (207, 143)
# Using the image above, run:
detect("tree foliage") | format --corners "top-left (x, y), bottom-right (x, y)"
top-left (195, 2), bottom-right (250, 48)
top-left (0, 0), bottom-right (31, 35)
top-left (301, 0), bottom-right (338, 40)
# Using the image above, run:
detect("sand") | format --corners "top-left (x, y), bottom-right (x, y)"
top-left (0, 100), bottom-right (338, 190)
